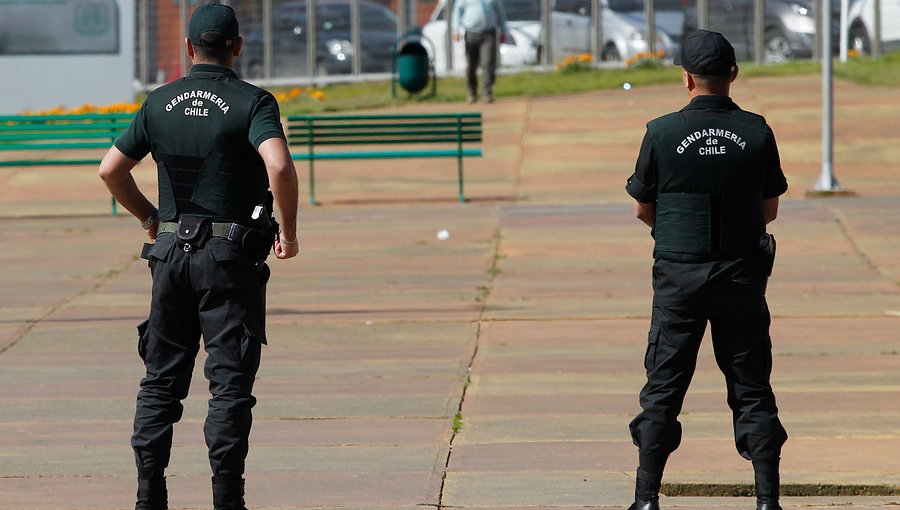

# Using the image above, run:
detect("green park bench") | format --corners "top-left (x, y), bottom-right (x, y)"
top-left (0, 112), bottom-right (135, 215)
top-left (286, 113), bottom-right (483, 205)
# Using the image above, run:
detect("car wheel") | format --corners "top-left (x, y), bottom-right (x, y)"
top-left (850, 24), bottom-right (870, 56)
top-left (764, 30), bottom-right (792, 63)
top-left (602, 43), bottom-right (621, 62)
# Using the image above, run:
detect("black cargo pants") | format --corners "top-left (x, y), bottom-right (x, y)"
top-left (629, 258), bottom-right (788, 462)
top-left (133, 233), bottom-right (269, 477)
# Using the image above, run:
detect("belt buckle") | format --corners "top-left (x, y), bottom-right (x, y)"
top-left (227, 223), bottom-right (238, 241)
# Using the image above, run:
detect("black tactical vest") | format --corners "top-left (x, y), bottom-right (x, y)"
top-left (646, 109), bottom-right (770, 262)
top-left (142, 66), bottom-right (270, 223)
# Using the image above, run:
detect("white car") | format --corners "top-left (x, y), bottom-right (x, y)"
top-left (420, 3), bottom-right (540, 73)
top-left (847, 0), bottom-right (900, 55)
top-left (421, 0), bottom-right (681, 74)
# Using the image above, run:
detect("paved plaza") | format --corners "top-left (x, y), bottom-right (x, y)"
top-left (0, 74), bottom-right (899, 509)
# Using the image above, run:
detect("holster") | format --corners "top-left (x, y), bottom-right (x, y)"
top-left (240, 220), bottom-right (276, 262)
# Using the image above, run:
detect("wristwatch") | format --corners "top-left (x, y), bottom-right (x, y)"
top-left (140, 210), bottom-right (159, 230)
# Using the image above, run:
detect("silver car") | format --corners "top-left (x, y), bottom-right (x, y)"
top-left (421, 0), bottom-right (683, 73)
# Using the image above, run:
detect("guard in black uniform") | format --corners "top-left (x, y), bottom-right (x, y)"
top-left (99, 5), bottom-right (299, 510)
top-left (624, 30), bottom-right (788, 510)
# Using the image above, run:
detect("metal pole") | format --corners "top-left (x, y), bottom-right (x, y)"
top-left (591, 0), bottom-right (602, 64)
top-left (753, 0), bottom-right (764, 64)
top-left (351, 0), bottom-right (362, 75)
top-left (644, 0), bottom-right (655, 56)
top-left (816, 1), bottom-right (839, 191)
top-left (541, 0), bottom-right (551, 66)
top-left (873, 0), bottom-right (882, 57)
top-left (839, 0), bottom-right (849, 61)
top-left (262, 0), bottom-right (273, 79)
top-left (397, 0), bottom-right (408, 37)
top-left (697, 0), bottom-right (708, 30)
top-left (138, 0), bottom-right (149, 86)
top-left (445, 0), bottom-right (454, 72)
top-left (307, 0), bottom-right (318, 78)
top-left (180, 0), bottom-right (190, 76)
top-left (813, 0), bottom-right (821, 60)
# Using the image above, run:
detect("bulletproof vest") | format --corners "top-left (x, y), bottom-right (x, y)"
top-left (143, 68), bottom-right (270, 223)
top-left (646, 109), bottom-right (770, 262)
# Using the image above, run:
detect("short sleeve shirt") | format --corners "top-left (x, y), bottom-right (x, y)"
top-left (115, 64), bottom-right (284, 161)
top-left (626, 95), bottom-right (788, 203)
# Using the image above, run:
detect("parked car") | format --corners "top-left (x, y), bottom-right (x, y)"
top-left (238, 0), bottom-right (398, 79)
top-left (421, 0), bottom-right (685, 73)
top-left (847, 0), bottom-right (900, 55)
top-left (682, 0), bottom-right (840, 62)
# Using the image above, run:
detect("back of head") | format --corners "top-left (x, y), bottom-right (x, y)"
top-left (188, 3), bottom-right (240, 62)
top-left (676, 29), bottom-right (737, 92)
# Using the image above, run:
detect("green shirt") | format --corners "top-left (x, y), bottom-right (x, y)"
top-left (115, 64), bottom-right (285, 222)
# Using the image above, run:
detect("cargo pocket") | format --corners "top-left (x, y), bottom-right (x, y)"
top-left (239, 323), bottom-right (267, 376)
top-left (644, 326), bottom-right (660, 372)
top-left (207, 240), bottom-right (257, 290)
top-left (140, 235), bottom-right (176, 265)
top-left (136, 319), bottom-right (150, 361)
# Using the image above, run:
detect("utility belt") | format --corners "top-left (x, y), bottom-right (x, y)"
top-left (158, 215), bottom-right (274, 260)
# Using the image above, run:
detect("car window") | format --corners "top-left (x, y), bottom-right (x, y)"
top-left (361, 4), bottom-right (397, 31)
top-left (273, 3), bottom-right (306, 30)
top-left (608, 0), bottom-right (685, 11)
top-left (319, 5), bottom-right (350, 31)
top-left (505, 0), bottom-right (542, 21)
top-left (555, 0), bottom-right (591, 15)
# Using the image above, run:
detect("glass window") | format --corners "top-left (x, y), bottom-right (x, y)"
top-left (0, 0), bottom-right (120, 55)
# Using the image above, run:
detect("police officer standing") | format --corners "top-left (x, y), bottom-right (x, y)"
top-left (98, 4), bottom-right (298, 510)
top-left (624, 30), bottom-right (788, 510)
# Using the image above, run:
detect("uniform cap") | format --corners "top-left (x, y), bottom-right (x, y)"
top-left (188, 3), bottom-right (239, 48)
top-left (675, 29), bottom-right (736, 76)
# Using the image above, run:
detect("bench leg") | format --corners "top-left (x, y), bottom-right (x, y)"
top-left (457, 156), bottom-right (465, 203)
top-left (111, 195), bottom-right (118, 216)
top-left (309, 159), bottom-right (317, 206)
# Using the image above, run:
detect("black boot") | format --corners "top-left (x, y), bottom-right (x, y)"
top-left (753, 458), bottom-right (783, 510)
top-left (212, 475), bottom-right (248, 510)
top-left (626, 469), bottom-right (662, 510)
top-left (134, 473), bottom-right (167, 510)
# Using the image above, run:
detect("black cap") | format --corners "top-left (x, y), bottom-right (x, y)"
top-left (676, 29), bottom-right (736, 76)
top-left (188, 3), bottom-right (239, 48)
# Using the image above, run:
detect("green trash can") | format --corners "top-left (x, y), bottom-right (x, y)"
top-left (398, 42), bottom-right (429, 93)
top-left (392, 30), bottom-right (436, 97)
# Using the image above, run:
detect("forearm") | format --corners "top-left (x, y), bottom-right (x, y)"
top-left (633, 200), bottom-right (656, 228)
top-left (98, 147), bottom-right (155, 222)
top-left (271, 165), bottom-right (298, 238)
top-left (258, 137), bottom-right (298, 239)
top-left (763, 197), bottom-right (779, 225)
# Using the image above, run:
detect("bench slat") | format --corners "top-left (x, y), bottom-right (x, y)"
top-left (291, 149), bottom-right (482, 160)
top-left (287, 113), bottom-right (481, 121)
top-left (0, 132), bottom-right (122, 142)
top-left (0, 158), bottom-right (103, 167)
top-left (0, 113), bottom-right (135, 122)
top-left (288, 136), bottom-right (482, 145)
top-left (0, 122), bottom-right (130, 133)
top-left (0, 142), bottom-right (114, 150)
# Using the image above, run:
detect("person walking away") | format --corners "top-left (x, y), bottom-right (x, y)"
top-left (452, 0), bottom-right (509, 103)
top-left (98, 4), bottom-right (299, 509)
top-left (623, 29), bottom-right (789, 510)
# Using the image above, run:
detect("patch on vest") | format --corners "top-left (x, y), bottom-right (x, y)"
top-left (163, 90), bottom-right (230, 117)
top-left (675, 128), bottom-right (747, 156)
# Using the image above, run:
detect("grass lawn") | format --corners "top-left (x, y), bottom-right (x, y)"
top-left (277, 51), bottom-right (900, 115)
